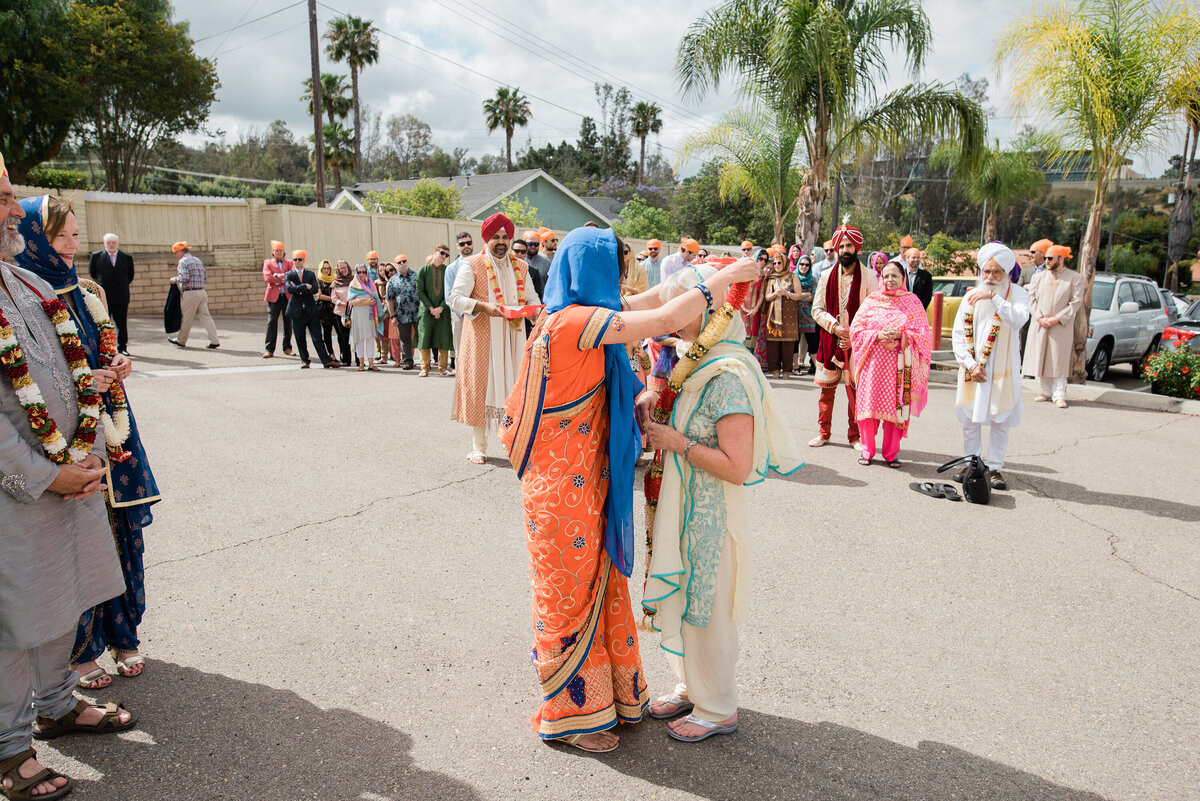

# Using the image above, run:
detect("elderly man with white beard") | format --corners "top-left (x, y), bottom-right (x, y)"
top-left (0, 153), bottom-right (137, 800)
top-left (951, 242), bottom-right (1031, 491)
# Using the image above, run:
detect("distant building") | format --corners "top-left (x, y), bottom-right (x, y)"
top-left (329, 169), bottom-right (614, 230)
top-left (1038, 151), bottom-right (1141, 182)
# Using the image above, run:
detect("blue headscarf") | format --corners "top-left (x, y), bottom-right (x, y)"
top-left (14, 195), bottom-right (159, 516)
top-left (543, 227), bottom-right (644, 577)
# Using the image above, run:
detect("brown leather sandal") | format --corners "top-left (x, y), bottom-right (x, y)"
top-left (32, 699), bottom-right (137, 740)
top-left (0, 747), bottom-right (73, 800)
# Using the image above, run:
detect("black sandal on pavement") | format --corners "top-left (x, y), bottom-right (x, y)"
top-left (858, 456), bottom-right (871, 466)
top-left (0, 748), bottom-right (72, 801)
top-left (33, 699), bottom-right (137, 740)
top-left (910, 481), bottom-right (945, 499)
top-left (886, 459), bottom-right (902, 469)
top-left (935, 483), bottom-right (962, 502)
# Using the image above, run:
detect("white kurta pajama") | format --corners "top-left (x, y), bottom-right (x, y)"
top-left (449, 252), bottom-right (540, 456)
top-left (951, 281), bottom-right (1030, 470)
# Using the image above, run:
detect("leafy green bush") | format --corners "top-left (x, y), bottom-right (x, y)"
top-left (923, 232), bottom-right (976, 276)
top-left (1143, 342), bottom-right (1200, 399)
top-left (1105, 245), bottom-right (1159, 278)
top-left (495, 196), bottom-right (542, 228)
top-left (366, 180), bottom-right (463, 219)
top-left (24, 168), bottom-right (89, 190)
top-left (612, 196), bottom-right (674, 240)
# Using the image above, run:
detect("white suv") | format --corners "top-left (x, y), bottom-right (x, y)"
top-left (1085, 273), bottom-right (1169, 381)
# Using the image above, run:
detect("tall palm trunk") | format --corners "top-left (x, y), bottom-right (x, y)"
top-left (638, 134), bottom-right (647, 185)
top-left (1070, 192), bottom-right (1106, 383)
top-left (794, 154), bottom-right (829, 251)
top-left (505, 125), bottom-right (513, 171)
top-left (350, 63), bottom-right (362, 182)
top-left (984, 209), bottom-right (998, 242)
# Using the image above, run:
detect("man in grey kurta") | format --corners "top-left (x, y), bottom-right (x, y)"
top-left (0, 163), bottom-right (131, 795)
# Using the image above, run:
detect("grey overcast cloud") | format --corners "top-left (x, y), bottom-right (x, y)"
top-left (175, 0), bottom-right (1174, 178)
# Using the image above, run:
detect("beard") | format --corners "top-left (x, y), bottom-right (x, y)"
top-left (0, 226), bottom-right (25, 260)
top-left (837, 252), bottom-right (858, 267)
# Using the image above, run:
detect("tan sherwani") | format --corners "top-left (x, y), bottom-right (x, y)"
top-left (811, 264), bottom-right (879, 387)
top-left (1022, 267), bottom-right (1085, 380)
top-left (449, 252), bottom-right (540, 450)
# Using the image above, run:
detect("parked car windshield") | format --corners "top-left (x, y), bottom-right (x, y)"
top-left (1185, 299), bottom-right (1200, 321)
top-left (932, 279), bottom-right (972, 297)
top-left (1091, 281), bottom-right (1115, 311)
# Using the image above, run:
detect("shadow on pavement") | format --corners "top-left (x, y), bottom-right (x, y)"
top-left (781, 463), bottom-right (869, 488)
top-left (1012, 473), bottom-right (1200, 524)
top-left (54, 662), bottom-right (482, 801)
top-left (604, 710), bottom-right (1109, 801)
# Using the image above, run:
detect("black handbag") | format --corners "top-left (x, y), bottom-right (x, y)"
top-left (937, 455), bottom-right (991, 505)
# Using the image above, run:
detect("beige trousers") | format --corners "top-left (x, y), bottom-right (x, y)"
top-left (178, 288), bottom-right (219, 346)
top-left (469, 426), bottom-right (487, 457)
top-left (419, 349), bottom-right (448, 372)
top-left (666, 534), bottom-right (739, 722)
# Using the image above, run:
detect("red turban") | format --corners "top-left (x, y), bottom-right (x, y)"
top-left (830, 225), bottom-right (864, 252)
top-left (482, 212), bottom-right (515, 242)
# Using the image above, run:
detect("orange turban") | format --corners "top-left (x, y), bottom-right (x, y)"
top-left (638, 250), bottom-right (649, 258)
top-left (681, 238), bottom-right (699, 254)
top-left (395, 253), bottom-right (408, 262)
top-left (270, 240), bottom-right (284, 251)
top-left (292, 249), bottom-right (306, 259)
top-left (538, 227), bottom-right (552, 238)
top-left (900, 235), bottom-right (914, 248)
top-left (171, 241), bottom-right (189, 253)
top-left (647, 239), bottom-right (662, 249)
top-left (522, 230), bottom-right (538, 241)
top-left (1030, 239), bottom-right (1053, 254)
top-left (1047, 245), bottom-right (1072, 259)
top-left (538, 229), bottom-right (557, 243)
top-left (365, 250), bottom-right (379, 260)
top-left (767, 245), bottom-right (786, 257)
top-left (741, 240), bottom-right (754, 249)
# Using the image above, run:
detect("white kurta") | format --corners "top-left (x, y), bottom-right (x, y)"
top-left (951, 281), bottom-right (1030, 426)
top-left (448, 252), bottom-right (541, 434)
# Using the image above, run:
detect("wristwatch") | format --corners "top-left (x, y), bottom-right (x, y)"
top-left (682, 438), bottom-right (699, 462)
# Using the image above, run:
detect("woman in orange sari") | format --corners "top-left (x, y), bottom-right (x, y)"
top-left (500, 228), bottom-right (758, 753)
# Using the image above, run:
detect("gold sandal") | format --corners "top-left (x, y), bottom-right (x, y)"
top-left (551, 733), bottom-right (618, 753)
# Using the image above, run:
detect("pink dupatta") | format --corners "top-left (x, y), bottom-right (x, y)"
top-left (849, 289), bottom-right (931, 429)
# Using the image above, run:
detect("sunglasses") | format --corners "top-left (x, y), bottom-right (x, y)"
top-left (398, 259), bottom-right (408, 263)
top-left (757, 254), bottom-right (769, 261)
top-left (437, 250), bottom-right (450, 257)
top-left (648, 247), bottom-right (660, 252)
top-left (458, 240), bottom-right (472, 247)
top-left (824, 249), bottom-right (835, 254)
top-left (741, 247), bottom-right (752, 252)
top-left (513, 248), bottom-right (527, 254)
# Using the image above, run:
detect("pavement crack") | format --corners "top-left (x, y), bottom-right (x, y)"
top-left (1016, 415), bottom-right (1186, 459)
top-left (148, 466), bottom-right (500, 568)
top-left (1012, 475), bottom-right (1200, 603)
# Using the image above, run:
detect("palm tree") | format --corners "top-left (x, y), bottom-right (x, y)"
top-left (482, 87), bottom-right (532, 171)
top-left (312, 121), bottom-right (355, 194)
top-left (676, 0), bottom-right (986, 250)
top-left (324, 15), bottom-right (379, 182)
top-left (680, 108), bottom-right (803, 243)
top-left (1166, 95), bottom-right (1200, 291)
top-left (302, 73), bottom-right (353, 127)
top-left (630, 101), bottom-right (664, 184)
top-left (995, 0), bottom-right (1199, 381)
top-left (932, 141), bottom-right (1046, 243)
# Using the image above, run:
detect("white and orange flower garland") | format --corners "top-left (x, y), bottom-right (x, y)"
top-left (81, 290), bottom-right (132, 461)
top-left (0, 297), bottom-right (101, 464)
top-left (962, 302), bottom-right (1002, 383)
top-left (485, 253), bottom-right (526, 331)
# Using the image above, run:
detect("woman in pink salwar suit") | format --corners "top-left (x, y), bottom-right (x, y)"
top-left (848, 261), bottom-right (932, 467)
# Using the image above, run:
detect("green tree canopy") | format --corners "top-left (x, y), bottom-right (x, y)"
top-left (366, 180), bottom-right (463, 219)
top-left (612, 197), bottom-right (674, 240)
top-left (76, 0), bottom-right (218, 193)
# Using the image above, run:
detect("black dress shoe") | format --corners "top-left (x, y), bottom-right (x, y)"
top-left (323, 361), bottom-right (342, 369)
top-left (119, 349), bottom-right (131, 357)
top-left (207, 343), bottom-right (220, 349)
top-left (300, 362), bottom-right (311, 369)
top-left (989, 470), bottom-right (1007, 490)
top-left (167, 337), bottom-right (183, 347)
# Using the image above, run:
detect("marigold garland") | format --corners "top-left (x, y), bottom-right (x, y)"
top-left (485, 253), bottom-right (526, 331)
top-left (640, 271), bottom-right (749, 629)
top-left (81, 290), bottom-right (132, 462)
top-left (962, 289), bottom-right (1006, 382)
top-left (0, 297), bottom-right (101, 465)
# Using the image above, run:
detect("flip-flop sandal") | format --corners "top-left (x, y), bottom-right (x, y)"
top-left (0, 747), bottom-right (73, 801)
top-left (909, 481), bottom-right (946, 499)
top-left (934, 483), bottom-right (962, 502)
top-left (886, 459), bottom-right (902, 469)
top-left (33, 700), bottom-right (138, 740)
top-left (550, 732), bottom-right (618, 753)
top-left (667, 714), bottom-right (738, 743)
top-left (649, 693), bottom-right (694, 720)
top-left (858, 456), bottom-right (872, 466)
top-left (113, 654), bottom-right (145, 678)
top-left (75, 667), bottom-right (112, 690)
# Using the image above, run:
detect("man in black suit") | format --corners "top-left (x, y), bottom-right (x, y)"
top-left (900, 247), bottom-right (933, 309)
top-left (284, 250), bottom-right (341, 369)
top-left (88, 233), bottom-right (135, 354)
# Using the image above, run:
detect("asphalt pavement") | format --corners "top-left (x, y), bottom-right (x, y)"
top-left (35, 315), bottom-right (1200, 801)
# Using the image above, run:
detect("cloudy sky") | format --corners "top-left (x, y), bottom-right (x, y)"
top-left (174, 0), bottom-right (1176, 179)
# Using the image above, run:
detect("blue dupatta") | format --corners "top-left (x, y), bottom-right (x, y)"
top-left (14, 195), bottom-right (160, 514)
top-left (543, 228), bottom-right (644, 577)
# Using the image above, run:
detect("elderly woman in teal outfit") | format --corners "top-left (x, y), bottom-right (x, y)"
top-left (641, 264), bottom-right (804, 743)
top-left (16, 195), bottom-right (160, 690)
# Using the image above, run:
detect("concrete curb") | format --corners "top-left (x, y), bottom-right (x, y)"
top-left (928, 361), bottom-right (1200, 415)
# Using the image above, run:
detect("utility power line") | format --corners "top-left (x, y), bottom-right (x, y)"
top-left (194, 1), bottom-right (304, 44)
